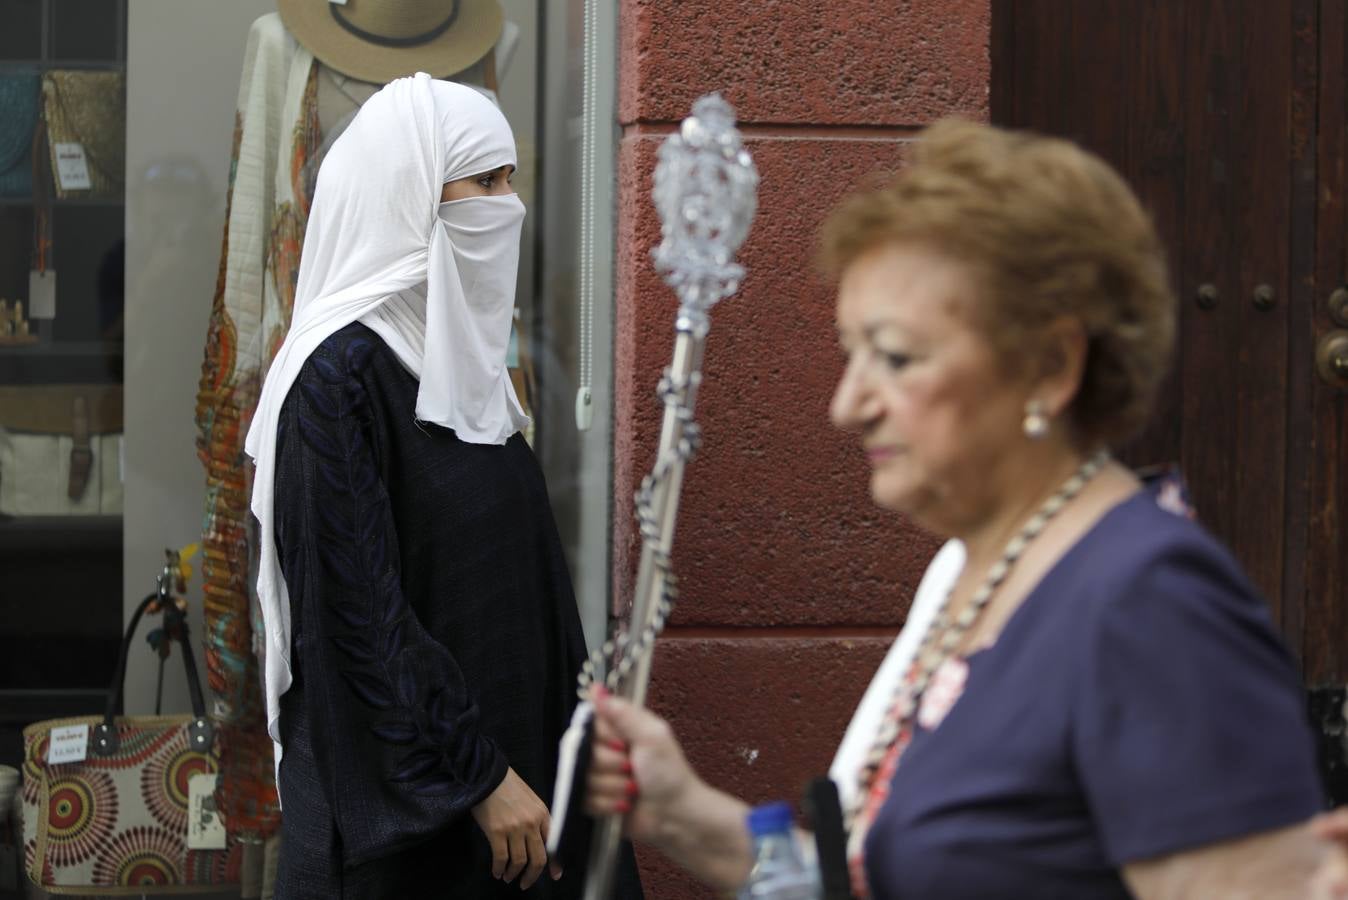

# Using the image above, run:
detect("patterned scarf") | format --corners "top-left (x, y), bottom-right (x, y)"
top-left (195, 13), bottom-right (319, 839)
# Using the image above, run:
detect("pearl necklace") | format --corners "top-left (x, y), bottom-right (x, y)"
top-left (849, 449), bottom-right (1111, 826)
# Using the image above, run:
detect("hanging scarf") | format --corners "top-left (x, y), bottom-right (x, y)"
top-left (194, 12), bottom-right (318, 837)
top-left (243, 71), bottom-right (528, 776)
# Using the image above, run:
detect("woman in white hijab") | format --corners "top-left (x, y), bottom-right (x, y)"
top-left (245, 73), bottom-right (640, 899)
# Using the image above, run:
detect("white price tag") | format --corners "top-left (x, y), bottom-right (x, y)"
top-left (53, 142), bottom-right (92, 191)
top-left (28, 269), bottom-right (55, 320)
top-left (187, 773), bottom-right (227, 850)
top-left (47, 724), bottom-right (89, 765)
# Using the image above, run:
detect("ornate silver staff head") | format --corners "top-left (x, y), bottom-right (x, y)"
top-left (651, 93), bottom-right (759, 327)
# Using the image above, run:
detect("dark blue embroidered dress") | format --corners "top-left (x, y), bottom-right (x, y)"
top-left (270, 323), bottom-right (638, 898)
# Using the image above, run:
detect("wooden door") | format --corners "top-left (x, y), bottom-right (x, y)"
top-left (993, 0), bottom-right (1346, 800)
top-left (1308, 0), bottom-right (1348, 723)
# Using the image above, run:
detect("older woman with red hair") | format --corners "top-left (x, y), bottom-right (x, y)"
top-left (586, 120), bottom-right (1345, 899)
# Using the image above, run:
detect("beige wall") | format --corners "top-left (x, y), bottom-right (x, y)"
top-left (122, 0), bottom-right (276, 715)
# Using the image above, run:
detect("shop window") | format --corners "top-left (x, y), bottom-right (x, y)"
top-left (0, 0), bottom-right (128, 765)
top-left (0, 0), bottom-right (616, 777)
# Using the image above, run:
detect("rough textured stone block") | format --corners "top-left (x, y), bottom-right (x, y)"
top-left (634, 635), bottom-right (893, 898)
top-left (618, 0), bottom-right (990, 126)
top-left (613, 135), bottom-right (943, 626)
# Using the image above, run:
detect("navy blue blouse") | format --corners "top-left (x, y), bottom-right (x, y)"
top-left (864, 490), bottom-right (1325, 899)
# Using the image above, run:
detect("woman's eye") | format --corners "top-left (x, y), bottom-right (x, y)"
top-left (478, 175), bottom-right (494, 189)
top-left (881, 351), bottom-right (911, 371)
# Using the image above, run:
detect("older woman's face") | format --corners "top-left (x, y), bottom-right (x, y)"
top-left (440, 164), bottom-right (516, 202)
top-left (830, 243), bottom-right (1033, 531)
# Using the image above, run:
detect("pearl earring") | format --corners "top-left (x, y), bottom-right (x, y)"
top-left (1023, 399), bottom-right (1049, 440)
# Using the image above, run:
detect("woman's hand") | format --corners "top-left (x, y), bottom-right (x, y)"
top-left (471, 766), bottom-right (561, 889)
top-left (584, 688), bottom-right (700, 845)
top-left (1310, 808), bottom-right (1348, 899)
top-left (584, 688), bottom-right (754, 891)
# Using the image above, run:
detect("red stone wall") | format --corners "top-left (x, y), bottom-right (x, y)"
top-left (612, 3), bottom-right (990, 895)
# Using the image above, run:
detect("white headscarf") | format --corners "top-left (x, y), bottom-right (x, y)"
top-left (244, 72), bottom-right (529, 772)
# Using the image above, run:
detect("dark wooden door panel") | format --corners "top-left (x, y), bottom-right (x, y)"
top-left (993, 0), bottom-right (1311, 659)
top-left (1178, 0), bottom-right (1247, 601)
top-left (1127, 0), bottom-right (1190, 475)
top-left (994, 0), bottom-right (1346, 806)
top-left (1184, 0), bottom-right (1291, 621)
top-left (1281, 0), bottom-right (1319, 678)
top-left (1306, 0), bottom-right (1348, 685)
top-left (994, 0), bottom-right (1189, 470)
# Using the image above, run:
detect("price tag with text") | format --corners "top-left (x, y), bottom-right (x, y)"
top-left (47, 724), bottom-right (89, 765)
top-left (53, 142), bottom-right (92, 191)
top-left (187, 773), bottom-right (227, 850)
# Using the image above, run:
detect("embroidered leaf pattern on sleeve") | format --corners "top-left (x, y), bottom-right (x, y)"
top-left (286, 336), bottom-right (503, 801)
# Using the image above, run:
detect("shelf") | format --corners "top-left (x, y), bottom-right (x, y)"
top-left (0, 60), bottom-right (125, 70)
top-left (0, 341), bottom-right (123, 383)
top-left (0, 689), bottom-right (114, 725)
top-left (0, 514), bottom-right (121, 550)
top-left (0, 358), bottom-right (122, 384)
top-left (0, 341), bottom-right (121, 358)
top-left (0, 196), bottom-right (125, 207)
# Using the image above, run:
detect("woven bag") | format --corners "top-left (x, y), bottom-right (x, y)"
top-left (42, 69), bottom-right (125, 199)
top-left (20, 594), bottom-right (242, 893)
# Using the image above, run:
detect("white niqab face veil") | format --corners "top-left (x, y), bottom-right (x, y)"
top-left (371, 190), bottom-right (528, 439)
top-left (243, 73), bottom-right (528, 774)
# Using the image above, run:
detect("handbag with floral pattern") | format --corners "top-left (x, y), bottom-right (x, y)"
top-left (20, 592), bottom-right (242, 893)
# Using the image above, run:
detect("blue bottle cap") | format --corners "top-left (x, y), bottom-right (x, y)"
top-left (746, 801), bottom-right (795, 837)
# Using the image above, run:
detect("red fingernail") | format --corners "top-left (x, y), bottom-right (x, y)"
top-left (615, 800), bottom-right (630, 814)
top-left (625, 780), bottom-right (639, 797)
top-left (606, 739), bottom-right (626, 753)
top-left (620, 760), bottom-right (633, 775)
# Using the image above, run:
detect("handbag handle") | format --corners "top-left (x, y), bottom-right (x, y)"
top-left (91, 592), bottom-right (213, 757)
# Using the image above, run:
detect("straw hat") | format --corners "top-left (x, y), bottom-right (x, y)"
top-left (278, 0), bottom-right (503, 84)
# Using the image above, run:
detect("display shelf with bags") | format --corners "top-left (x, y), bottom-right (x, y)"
top-left (0, 0), bottom-right (129, 794)
top-left (0, 0), bottom-right (127, 436)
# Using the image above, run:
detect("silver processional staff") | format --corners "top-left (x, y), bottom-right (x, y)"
top-left (576, 92), bottom-right (759, 900)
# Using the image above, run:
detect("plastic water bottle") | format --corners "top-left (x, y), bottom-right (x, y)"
top-left (738, 801), bottom-right (821, 899)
